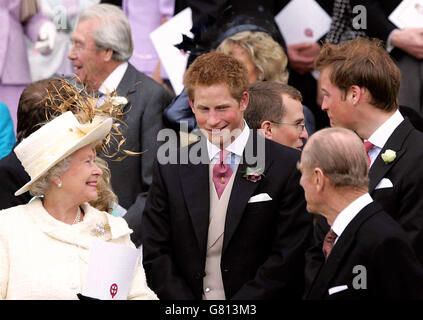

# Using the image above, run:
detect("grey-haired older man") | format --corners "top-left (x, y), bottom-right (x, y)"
top-left (300, 127), bottom-right (423, 300)
top-left (68, 3), bottom-right (173, 247)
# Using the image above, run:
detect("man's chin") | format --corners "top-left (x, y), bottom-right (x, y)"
top-left (73, 71), bottom-right (93, 89)
top-left (207, 133), bottom-right (229, 146)
top-left (74, 75), bottom-right (92, 90)
top-left (200, 127), bottom-right (244, 147)
top-left (200, 130), bottom-right (228, 147)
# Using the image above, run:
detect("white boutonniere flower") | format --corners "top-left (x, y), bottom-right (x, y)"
top-left (381, 149), bottom-right (396, 164)
top-left (110, 96), bottom-right (128, 106)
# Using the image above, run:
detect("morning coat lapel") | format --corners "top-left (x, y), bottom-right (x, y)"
top-left (179, 137), bottom-right (211, 257)
top-left (368, 119), bottom-right (413, 192)
top-left (222, 131), bottom-right (273, 254)
top-left (116, 64), bottom-right (139, 114)
top-left (306, 202), bottom-right (381, 299)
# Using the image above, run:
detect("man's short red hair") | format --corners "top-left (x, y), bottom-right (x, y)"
top-left (183, 51), bottom-right (249, 102)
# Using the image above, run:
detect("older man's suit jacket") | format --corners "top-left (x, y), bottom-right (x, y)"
top-left (105, 63), bottom-right (173, 247)
top-left (305, 201), bottom-right (423, 300)
top-left (306, 118), bottom-right (423, 289)
top-left (141, 131), bottom-right (313, 300)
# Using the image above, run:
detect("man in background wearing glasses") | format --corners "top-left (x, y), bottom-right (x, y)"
top-left (245, 81), bottom-right (309, 151)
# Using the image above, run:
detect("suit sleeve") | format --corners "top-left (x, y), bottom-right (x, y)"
top-left (231, 158), bottom-right (313, 299)
top-left (123, 85), bottom-right (173, 247)
top-left (141, 160), bottom-right (196, 299)
top-left (391, 157), bottom-right (423, 265)
top-left (370, 236), bottom-right (423, 299)
top-left (0, 154), bottom-right (32, 210)
top-left (303, 214), bottom-right (329, 296)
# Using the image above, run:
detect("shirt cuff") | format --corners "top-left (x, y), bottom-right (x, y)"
top-left (386, 29), bottom-right (398, 53)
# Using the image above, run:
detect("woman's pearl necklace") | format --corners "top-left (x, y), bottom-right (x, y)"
top-left (72, 207), bottom-right (82, 225)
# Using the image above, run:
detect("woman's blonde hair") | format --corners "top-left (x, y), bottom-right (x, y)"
top-left (217, 30), bottom-right (289, 84)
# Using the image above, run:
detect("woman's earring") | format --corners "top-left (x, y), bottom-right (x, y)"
top-left (57, 180), bottom-right (62, 188)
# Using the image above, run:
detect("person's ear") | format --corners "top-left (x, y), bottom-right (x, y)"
top-left (347, 85), bottom-right (362, 105)
top-left (240, 91), bottom-right (249, 112)
top-left (103, 48), bottom-right (114, 62)
top-left (188, 98), bottom-right (195, 113)
top-left (313, 168), bottom-right (326, 192)
top-left (52, 177), bottom-right (62, 188)
top-left (260, 121), bottom-right (273, 139)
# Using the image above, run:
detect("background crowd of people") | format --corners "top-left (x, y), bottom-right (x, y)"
top-left (1, 0), bottom-right (423, 301)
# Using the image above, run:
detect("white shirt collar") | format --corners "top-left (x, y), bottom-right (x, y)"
top-left (98, 62), bottom-right (128, 94)
top-left (331, 193), bottom-right (373, 243)
top-left (366, 109), bottom-right (404, 149)
top-left (207, 121), bottom-right (250, 161)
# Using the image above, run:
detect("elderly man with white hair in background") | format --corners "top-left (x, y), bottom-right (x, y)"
top-left (68, 3), bottom-right (174, 247)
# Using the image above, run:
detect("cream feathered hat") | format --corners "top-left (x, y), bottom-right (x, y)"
top-left (14, 111), bottom-right (112, 196)
top-left (14, 79), bottom-right (135, 196)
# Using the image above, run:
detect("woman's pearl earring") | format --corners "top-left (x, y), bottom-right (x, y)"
top-left (57, 180), bottom-right (62, 188)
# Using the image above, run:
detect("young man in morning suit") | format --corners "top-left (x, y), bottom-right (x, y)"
top-left (306, 38), bottom-right (423, 285)
top-left (68, 4), bottom-right (173, 247)
top-left (299, 127), bottom-right (423, 299)
top-left (141, 51), bottom-right (313, 300)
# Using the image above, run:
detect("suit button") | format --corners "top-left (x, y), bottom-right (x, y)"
top-left (223, 269), bottom-right (229, 273)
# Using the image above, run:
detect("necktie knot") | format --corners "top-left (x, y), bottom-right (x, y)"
top-left (212, 150), bottom-right (233, 199)
top-left (364, 141), bottom-right (374, 153)
top-left (323, 228), bottom-right (338, 259)
top-left (219, 150), bottom-right (230, 164)
top-left (363, 141), bottom-right (374, 167)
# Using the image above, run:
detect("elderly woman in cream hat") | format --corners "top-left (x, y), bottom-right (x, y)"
top-left (0, 94), bottom-right (157, 299)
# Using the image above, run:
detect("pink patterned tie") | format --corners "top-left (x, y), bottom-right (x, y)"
top-left (212, 150), bottom-right (233, 199)
top-left (364, 141), bottom-right (374, 167)
top-left (323, 229), bottom-right (338, 259)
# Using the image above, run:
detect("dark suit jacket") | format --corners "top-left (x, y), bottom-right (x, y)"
top-left (349, 0), bottom-right (398, 42)
top-left (141, 131), bottom-right (313, 300)
top-left (0, 147), bottom-right (31, 210)
top-left (306, 118), bottom-right (423, 288)
top-left (106, 63), bottom-right (173, 247)
top-left (305, 201), bottom-right (423, 300)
